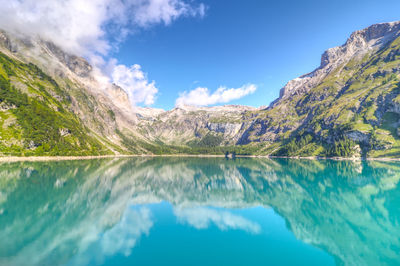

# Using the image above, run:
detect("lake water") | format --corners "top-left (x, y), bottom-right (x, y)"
top-left (0, 157), bottom-right (399, 266)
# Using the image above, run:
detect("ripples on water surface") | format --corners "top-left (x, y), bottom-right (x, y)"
top-left (0, 158), bottom-right (399, 265)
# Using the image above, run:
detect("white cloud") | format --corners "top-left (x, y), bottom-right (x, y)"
top-left (174, 207), bottom-right (261, 234)
top-left (112, 63), bottom-right (158, 105)
top-left (0, 0), bottom-right (113, 57)
top-left (101, 207), bottom-right (153, 257)
top-left (132, 0), bottom-right (206, 27)
top-left (0, 0), bottom-right (205, 106)
top-left (175, 84), bottom-right (257, 107)
top-left (0, 0), bottom-right (204, 57)
top-left (66, 207), bottom-right (154, 266)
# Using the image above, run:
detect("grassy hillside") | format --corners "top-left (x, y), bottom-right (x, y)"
top-left (246, 35), bottom-right (400, 158)
top-left (0, 52), bottom-right (111, 156)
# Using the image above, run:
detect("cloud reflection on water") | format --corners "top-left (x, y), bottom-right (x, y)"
top-left (174, 207), bottom-right (261, 234)
top-left (67, 207), bottom-right (153, 266)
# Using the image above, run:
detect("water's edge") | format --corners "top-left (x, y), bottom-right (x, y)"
top-left (0, 154), bottom-right (399, 162)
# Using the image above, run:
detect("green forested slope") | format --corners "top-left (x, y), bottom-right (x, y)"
top-left (0, 52), bottom-right (111, 156)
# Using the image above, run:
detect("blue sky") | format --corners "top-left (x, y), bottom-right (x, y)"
top-left (110, 0), bottom-right (400, 109)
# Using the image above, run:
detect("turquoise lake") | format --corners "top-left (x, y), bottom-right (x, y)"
top-left (0, 157), bottom-right (399, 265)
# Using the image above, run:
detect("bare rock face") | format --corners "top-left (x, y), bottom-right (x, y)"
top-left (345, 131), bottom-right (370, 145)
top-left (106, 84), bottom-right (132, 111)
top-left (44, 41), bottom-right (92, 77)
top-left (0, 31), bottom-right (94, 81)
top-left (0, 31), bottom-right (12, 51)
top-left (206, 122), bottom-right (242, 135)
top-left (133, 107), bottom-right (165, 120)
top-left (59, 128), bottom-right (71, 137)
top-left (273, 21), bottom-right (400, 106)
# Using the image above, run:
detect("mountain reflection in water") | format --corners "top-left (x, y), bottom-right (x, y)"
top-left (0, 157), bottom-right (399, 265)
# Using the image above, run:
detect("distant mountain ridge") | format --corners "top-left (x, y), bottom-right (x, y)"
top-left (1, 21), bottom-right (400, 157)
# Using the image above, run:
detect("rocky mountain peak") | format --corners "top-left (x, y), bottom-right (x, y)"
top-left (273, 21), bottom-right (400, 106)
top-left (0, 30), bottom-right (93, 79)
top-left (321, 21), bottom-right (400, 68)
top-left (351, 21), bottom-right (400, 43)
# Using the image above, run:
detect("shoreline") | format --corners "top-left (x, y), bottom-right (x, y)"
top-left (0, 154), bottom-right (400, 162)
